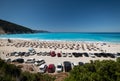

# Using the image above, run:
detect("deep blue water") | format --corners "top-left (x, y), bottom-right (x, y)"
top-left (0, 33), bottom-right (120, 43)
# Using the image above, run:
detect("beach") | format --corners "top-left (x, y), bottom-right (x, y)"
top-left (0, 39), bottom-right (120, 72)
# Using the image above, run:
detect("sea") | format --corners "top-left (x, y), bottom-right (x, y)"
top-left (0, 32), bottom-right (120, 43)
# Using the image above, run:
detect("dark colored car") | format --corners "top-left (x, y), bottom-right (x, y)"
top-left (72, 52), bottom-right (79, 57)
top-left (78, 62), bottom-right (84, 66)
top-left (109, 54), bottom-right (116, 58)
top-left (99, 53), bottom-right (104, 57)
top-left (50, 51), bottom-right (56, 57)
top-left (102, 53), bottom-right (108, 57)
top-left (99, 53), bottom-right (108, 57)
top-left (83, 52), bottom-right (89, 57)
top-left (63, 61), bottom-right (72, 72)
top-left (48, 64), bottom-right (55, 73)
top-left (78, 53), bottom-right (83, 57)
top-left (12, 58), bottom-right (24, 63)
top-left (19, 52), bottom-right (26, 56)
top-left (10, 52), bottom-right (17, 56)
top-left (106, 53), bottom-right (111, 57)
top-left (57, 53), bottom-right (62, 57)
top-left (94, 53), bottom-right (101, 57)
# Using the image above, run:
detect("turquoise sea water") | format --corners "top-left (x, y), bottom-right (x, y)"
top-left (0, 33), bottom-right (120, 43)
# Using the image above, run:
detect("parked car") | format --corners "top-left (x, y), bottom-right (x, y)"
top-left (18, 52), bottom-right (22, 56)
top-left (102, 53), bottom-right (108, 57)
top-left (46, 52), bottom-right (50, 56)
top-left (100, 53), bottom-right (108, 57)
top-left (34, 59), bottom-right (45, 66)
top-left (83, 52), bottom-right (89, 57)
top-left (116, 53), bottom-right (120, 58)
top-left (26, 58), bottom-right (35, 63)
top-left (99, 53), bottom-right (107, 57)
top-left (12, 58), bottom-right (24, 63)
top-left (94, 53), bottom-right (101, 57)
top-left (78, 53), bottom-right (83, 57)
top-left (89, 53), bottom-right (95, 58)
top-left (25, 52), bottom-right (30, 57)
top-left (50, 51), bottom-right (56, 57)
top-left (28, 48), bottom-right (35, 53)
top-left (39, 64), bottom-right (47, 73)
top-left (56, 63), bottom-right (63, 72)
top-left (37, 52), bottom-right (42, 56)
top-left (42, 52), bottom-right (47, 56)
top-left (57, 53), bottom-right (62, 57)
top-left (106, 53), bottom-right (111, 57)
top-left (63, 61), bottom-right (72, 72)
top-left (67, 53), bottom-right (72, 57)
top-left (78, 62), bottom-right (84, 66)
top-left (15, 52), bottom-right (19, 57)
top-left (109, 53), bottom-right (116, 58)
top-left (72, 52), bottom-right (79, 57)
top-left (29, 52), bottom-right (35, 56)
top-left (72, 62), bottom-right (79, 67)
top-left (62, 53), bottom-right (67, 57)
top-left (20, 52), bottom-right (26, 56)
top-left (48, 64), bottom-right (55, 73)
top-left (10, 52), bottom-right (17, 56)
top-left (32, 51), bottom-right (36, 54)
top-left (4, 58), bottom-right (11, 62)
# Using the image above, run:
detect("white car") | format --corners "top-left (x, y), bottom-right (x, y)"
top-left (15, 53), bottom-right (19, 57)
top-left (56, 63), bottom-right (63, 72)
top-left (34, 59), bottom-right (45, 66)
top-left (4, 58), bottom-right (11, 62)
top-left (62, 53), bottom-right (67, 57)
top-left (72, 62), bottom-right (79, 67)
top-left (116, 53), bottom-right (120, 58)
top-left (89, 53), bottom-right (95, 58)
top-left (29, 52), bottom-right (35, 56)
top-left (39, 64), bottom-right (47, 73)
top-left (67, 53), bottom-right (72, 57)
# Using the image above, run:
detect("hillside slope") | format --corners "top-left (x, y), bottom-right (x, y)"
top-left (0, 19), bottom-right (48, 34)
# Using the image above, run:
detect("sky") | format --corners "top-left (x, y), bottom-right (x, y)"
top-left (0, 0), bottom-right (120, 32)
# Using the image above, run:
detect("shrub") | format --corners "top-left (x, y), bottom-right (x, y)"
top-left (64, 59), bottom-right (120, 81)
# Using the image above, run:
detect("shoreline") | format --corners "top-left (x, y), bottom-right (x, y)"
top-left (0, 38), bottom-right (120, 44)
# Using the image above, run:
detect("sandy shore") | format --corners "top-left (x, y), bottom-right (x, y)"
top-left (0, 39), bottom-right (120, 72)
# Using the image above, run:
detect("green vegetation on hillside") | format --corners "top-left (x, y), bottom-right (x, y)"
top-left (0, 19), bottom-right (34, 34)
top-left (0, 59), bottom-right (55, 81)
top-left (0, 19), bottom-right (49, 34)
top-left (64, 58), bottom-right (120, 81)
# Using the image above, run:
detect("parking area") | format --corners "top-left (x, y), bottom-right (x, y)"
top-left (4, 50), bottom-right (118, 74)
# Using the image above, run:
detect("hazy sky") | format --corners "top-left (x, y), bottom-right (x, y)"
top-left (0, 0), bottom-right (120, 32)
